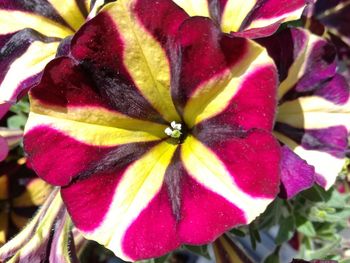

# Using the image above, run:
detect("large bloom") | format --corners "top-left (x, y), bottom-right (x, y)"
top-left (173, 0), bottom-right (308, 38)
top-left (0, 0), bottom-right (107, 114)
top-left (23, 0), bottom-right (281, 260)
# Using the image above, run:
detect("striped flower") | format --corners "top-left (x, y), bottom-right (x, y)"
top-left (23, 0), bottom-right (281, 260)
top-left (259, 28), bottom-right (350, 197)
top-left (0, 0), bottom-right (107, 112)
top-left (172, 0), bottom-right (307, 38)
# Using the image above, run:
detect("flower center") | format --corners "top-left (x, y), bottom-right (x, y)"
top-left (164, 121), bottom-right (182, 139)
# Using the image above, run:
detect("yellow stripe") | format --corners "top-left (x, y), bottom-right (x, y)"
top-left (172, 0), bottom-right (210, 17)
top-left (25, 112), bottom-right (165, 146)
top-left (83, 141), bottom-right (178, 261)
top-left (181, 135), bottom-right (272, 223)
top-left (246, 7), bottom-right (305, 30)
top-left (30, 100), bottom-right (168, 136)
top-left (0, 10), bottom-right (73, 38)
top-left (278, 31), bottom-right (321, 99)
top-left (0, 41), bottom-right (59, 103)
top-left (220, 0), bottom-right (257, 33)
top-left (0, 212), bottom-right (8, 245)
top-left (277, 96), bottom-right (350, 129)
top-left (13, 179), bottom-right (51, 207)
top-left (103, 0), bottom-right (181, 123)
top-left (274, 131), bottom-right (344, 190)
top-left (0, 175), bottom-right (8, 200)
top-left (183, 41), bottom-right (273, 128)
top-left (48, 0), bottom-right (86, 31)
top-left (220, 236), bottom-right (245, 263)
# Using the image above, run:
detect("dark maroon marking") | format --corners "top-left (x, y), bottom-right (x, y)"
top-left (31, 57), bottom-right (118, 109)
top-left (258, 28), bottom-right (307, 82)
top-left (279, 146), bottom-right (315, 199)
top-left (134, 0), bottom-right (189, 41)
top-left (56, 36), bottom-right (73, 57)
top-left (163, 148), bottom-right (183, 221)
top-left (317, 1), bottom-right (350, 41)
top-left (314, 0), bottom-right (342, 15)
top-left (0, 29), bottom-right (59, 88)
top-left (0, 0), bottom-right (72, 30)
top-left (75, 0), bottom-right (88, 18)
top-left (70, 12), bottom-right (166, 124)
top-left (173, 17), bottom-right (248, 112)
top-left (274, 122), bottom-right (348, 158)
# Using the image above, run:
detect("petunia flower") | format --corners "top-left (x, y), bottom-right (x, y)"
top-left (258, 28), bottom-right (350, 197)
top-left (23, 0), bottom-right (281, 260)
top-left (172, 0), bottom-right (308, 38)
top-left (0, 0), bottom-right (109, 113)
top-left (0, 158), bottom-right (51, 245)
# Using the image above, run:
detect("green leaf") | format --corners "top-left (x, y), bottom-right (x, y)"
top-left (263, 247), bottom-right (280, 263)
top-left (10, 100), bottom-right (30, 114)
top-left (295, 215), bottom-right (316, 237)
top-left (304, 237), bottom-right (341, 260)
top-left (183, 245), bottom-right (210, 259)
top-left (231, 228), bottom-right (246, 237)
top-left (7, 114), bottom-right (27, 129)
top-left (275, 216), bottom-right (295, 245)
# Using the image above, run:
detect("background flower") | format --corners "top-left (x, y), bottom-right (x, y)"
top-left (173, 0), bottom-right (308, 37)
top-left (0, 0), bottom-right (109, 115)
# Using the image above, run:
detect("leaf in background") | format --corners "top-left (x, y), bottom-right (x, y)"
top-left (275, 216), bottom-right (295, 245)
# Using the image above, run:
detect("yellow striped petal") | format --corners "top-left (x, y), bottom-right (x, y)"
top-left (0, 10), bottom-right (73, 38)
top-left (181, 135), bottom-right (273, 223)
top-left (103, 0), bottom-right (181, 122)
top-left (183, 41), bottom-right (273, 128)
top-left (83, 141), bottom-right (178, 261)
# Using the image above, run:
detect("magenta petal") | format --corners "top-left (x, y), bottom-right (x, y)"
top-left (279, 146), bottom-right (315, 199)
top-left (0, 136), bottom-right (9, 161)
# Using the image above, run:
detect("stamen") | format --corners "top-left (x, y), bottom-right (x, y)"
top-left (165, 121), bottom-right (182, 139)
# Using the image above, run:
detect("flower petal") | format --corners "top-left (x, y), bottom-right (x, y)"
top-left (219, 0), bottom-right (307, 35)
top-left (172, 17), bottom-right (276, 129)
top-left (279, 146), bottom-right (315, 199)
top-left (172, 0), bottom-right (210, 17)
top-left (61, 141), bottom-right (178, 261)
top-left (71, 0), bottom-right (189, 123)
top-left (0, 29), bottom-right (59, 103)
